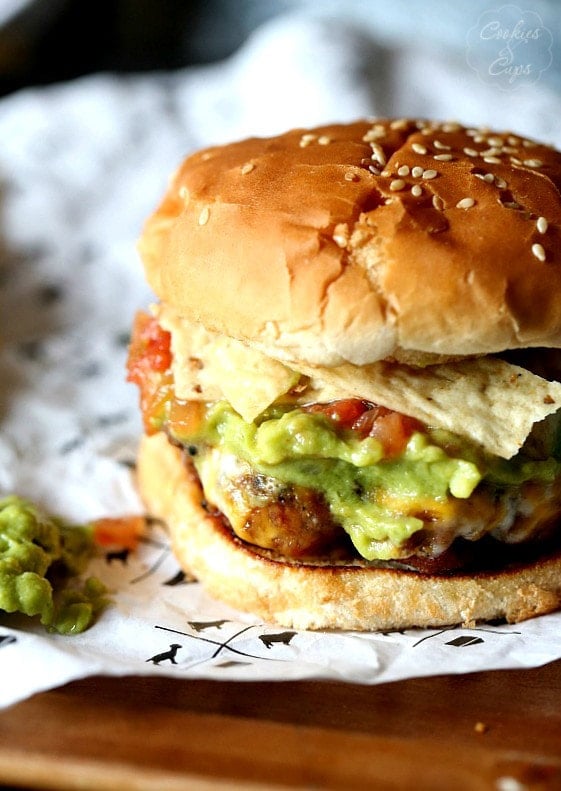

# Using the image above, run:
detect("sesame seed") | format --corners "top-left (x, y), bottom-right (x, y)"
top-left (381, 169), bottom-right (391, 177)
top-left (510, 157), bottom-right (522, 165)
top-left (299, 133), bottom-right (316, 148)
top-left (198, 207), bottom-right (210, 225)
top-left (370, 143), bottom-right (387, 165)
top-left (473, 172), bottom-right (494, 183)
top-left (363, 129), bottom-right (385, 142)
top-left (240, 162), bottom-right (255, 175)
top-left (390, 118), bottom-right (409, 130)
top-left (369, 165), bottom-right (381, 175)
top-left (332, 223), bottom-right (348, 247)
top-left (473, 134), bottom-right (485, 143)
top-left (433, 153), bottom-right (453, 161)
top-left (432, 195), bottom-right (444, 210)
top-left (411, 184), bottom-right (423, 197)
top-left (463, 148), bottom-right (478, 157)
top-left (483, 156), bottom-right (501, 164)
top-left (481, 147), bottom-right (502, 157)
top-left (411, 166), bottom-right (424, 178)
top-left (397, 165), bottom-right (410, 177)
top-left (495, 177), bottom-right (507, 189)
top-left (487, 136), bottom-right (503, 147)
top-left (422, 169), bottom-right (438, 180)
top-left (522, 139), bottom-right (534, 147)
top-left (524, 158), bottom-right (543, 168)
top-left (344, 171), bottom-right (359, 182)
top-left (496, 778), bottom-right (526, 791)
top-left (442, 122), bottom-right (460, 132)
top-left (537, 216), bottom-right (548, 234)
top-left (433, 140), bottom-right (451, 150)
top-left (456, 197), bottom-right (475, 209)
top-left (532, 242), bottom-right (546, 261)
top-left (507, 136), bottom-right (519, 146)
top-left (390, 179), bottom-right (406, 191)
top-left (318, 135), bottom-right (332, 145)
top-left (412, 143), bottom-right (427, 155)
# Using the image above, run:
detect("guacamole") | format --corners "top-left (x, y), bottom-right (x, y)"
top-left (0, 496), bottom-right (107, 634)
top-left (172, 401), bottom-right (561, 561)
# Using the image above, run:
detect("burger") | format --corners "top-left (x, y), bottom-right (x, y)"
top-left (127, 118), bottom-right (561, 630)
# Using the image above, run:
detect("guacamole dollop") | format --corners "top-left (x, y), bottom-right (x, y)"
top-left (0, 495), bottom-right (107, 634)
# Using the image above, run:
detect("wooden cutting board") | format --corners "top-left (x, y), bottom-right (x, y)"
top-left (0, 661), bottom-right (560, 790)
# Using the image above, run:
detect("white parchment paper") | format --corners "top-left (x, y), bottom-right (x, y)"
top-left (2, 14), bottom-right (561, 709)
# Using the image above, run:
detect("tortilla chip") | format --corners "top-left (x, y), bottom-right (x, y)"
top-left (293, 357), bottom-right (561, 459)
top-left (158, 305), bottom-right (561, 459)
top-left (157, 305), bottom-right (298, 422)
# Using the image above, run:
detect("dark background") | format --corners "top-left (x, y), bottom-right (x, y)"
top-left (0, 0), bottom-right (292, 96)
top-left (5, 2), bottom-right (561, 99)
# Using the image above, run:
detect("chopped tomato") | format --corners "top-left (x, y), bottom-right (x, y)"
top-left (304, 398), bottom-right (372, 429)
top-left (126, 313), bottom-right (173, 434)
top-left (167, 399), bottom-right (206, 439)
top-left (305, 398), bottom-right (423, 459)
top-left (92, 515), bottom-right (145, 550)
top-left (353, 407), bottom-right (423, 458)
top-left (126, 312), bottom-right (172, 386)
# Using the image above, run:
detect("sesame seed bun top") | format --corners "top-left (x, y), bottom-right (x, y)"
top-left (138, 119), bottom-right (561, 366)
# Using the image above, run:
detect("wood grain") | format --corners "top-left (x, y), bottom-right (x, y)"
top-left (1, 661), bottom-right (561, 790)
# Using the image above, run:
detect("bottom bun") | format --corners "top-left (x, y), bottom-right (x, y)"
top-left (137, 433), bottom-right (561, 631)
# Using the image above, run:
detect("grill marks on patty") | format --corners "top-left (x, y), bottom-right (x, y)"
top-left (239, 477), bottom-right (343, 558)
